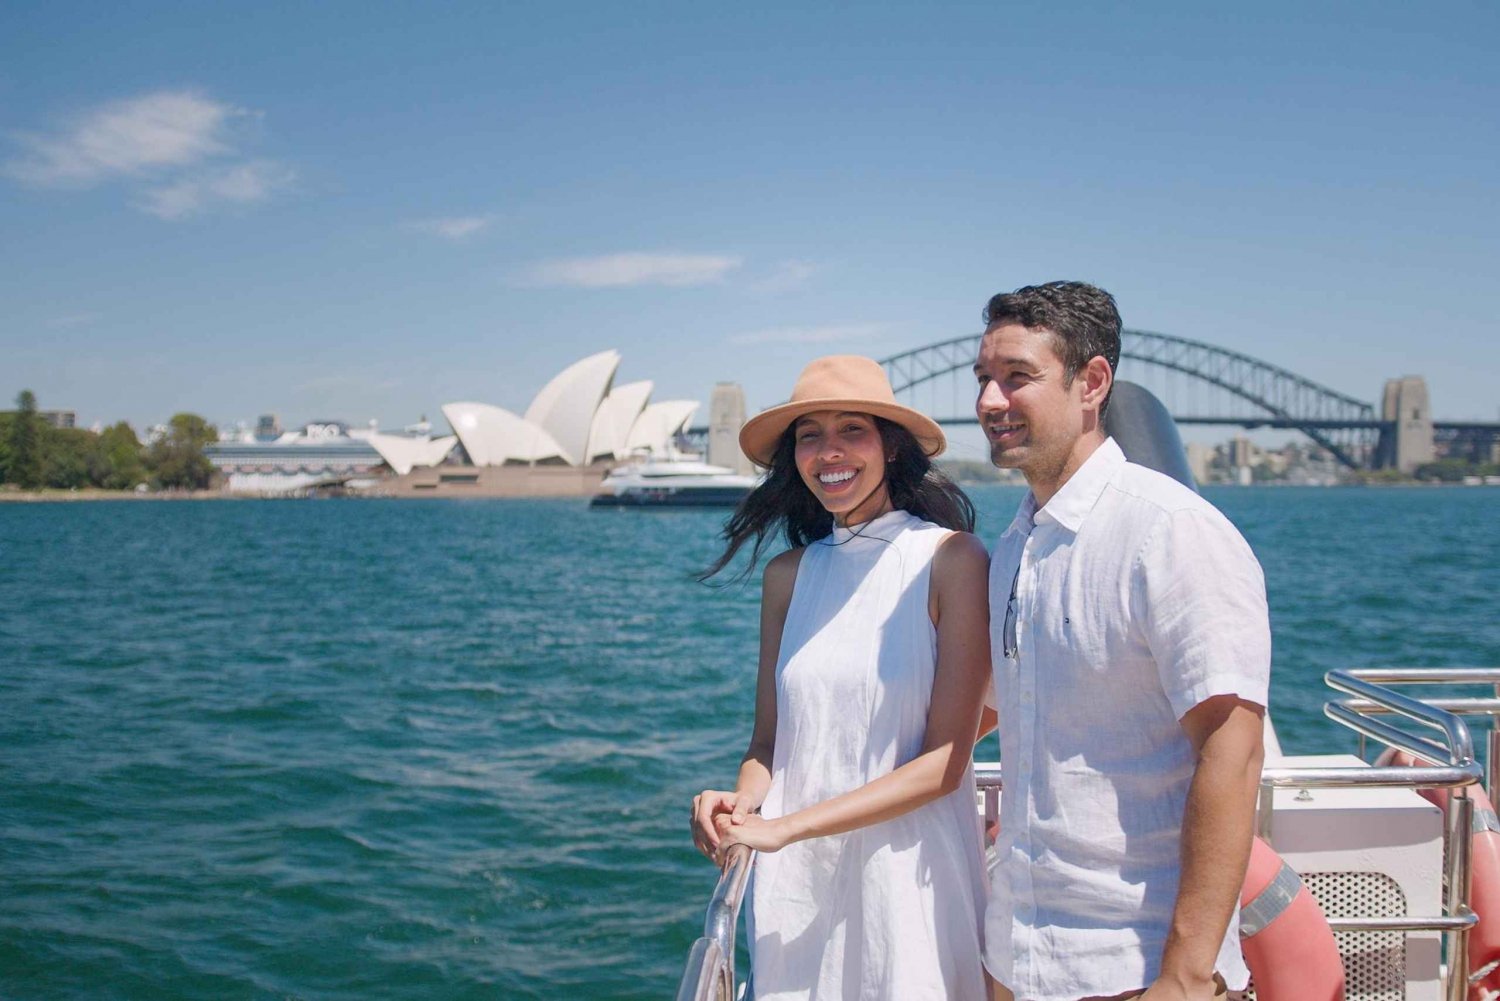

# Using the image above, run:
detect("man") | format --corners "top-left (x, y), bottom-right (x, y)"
top-left (974, 282), bottom-right (1270, 1001)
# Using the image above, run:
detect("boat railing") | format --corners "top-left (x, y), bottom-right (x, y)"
top-left (675, 843), bottom-right (755, 1001)
top-left (1262, 668), bottom-right (1493, 1001)
top-left (974, 668), bottom-right (1492, 1001)
top-left (975, 762), bottom-right (1002, 834)
top-left (678, 670), bottom-right (1495, 1000)
top-left (1328, 667), bottom-right (1500, 795)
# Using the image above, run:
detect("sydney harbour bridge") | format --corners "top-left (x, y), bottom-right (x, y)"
top-left (875, 330), bottom-right (1499, 471)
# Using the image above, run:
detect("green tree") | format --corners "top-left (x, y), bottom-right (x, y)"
top-left (40, 427), bottom-right (97, 489)
top-left (1414, 458), bottom-right (1471, 483)
top-left (147, 413), bottom-right (218, 490)
top-left (96, 422), bottom-right (147, 489)
top-left (0, 412), bottom-right (11, 483)
top-left (6, 390), bottom-right (43, 489)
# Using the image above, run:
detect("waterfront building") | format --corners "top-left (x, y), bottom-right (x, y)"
top-left (209, 350), bottom-right (725, 497)
top-left (207, 420), bottom-right (388, 494)
top-left (0, 408), bottom-right (75, 428)
top-left (1184, 441), bottom-right (1213, 486)
top-left (428, 350), bottom-right (697, 475)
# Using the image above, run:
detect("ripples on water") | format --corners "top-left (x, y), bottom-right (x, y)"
top-left (1, 487), bottom-right (1497, 999)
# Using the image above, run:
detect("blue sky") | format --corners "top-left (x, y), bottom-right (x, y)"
top-left (3, 1), bottom-right (1496, 457)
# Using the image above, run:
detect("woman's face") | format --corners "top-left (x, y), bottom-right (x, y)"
top-left (792, 410), bottom-right (892, 525)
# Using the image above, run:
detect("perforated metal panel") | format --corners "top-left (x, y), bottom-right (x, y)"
top-left (1233, 871), bottom-right (1407, 1001)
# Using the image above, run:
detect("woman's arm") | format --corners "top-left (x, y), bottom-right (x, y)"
top-left (716, 532), bottom-right (991, 857)
top-left (691, 548), bottom-right (801, 859)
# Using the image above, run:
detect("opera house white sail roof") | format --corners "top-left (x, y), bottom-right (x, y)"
top-left (439, 402), bottom-right (567, 465)
top-left (522, 350), bottom-right (619, 465)
top-left (364, 431), bottom-right (459, 476)
top-left (625, 400), bottom-right (699, 455)
top-left (365, 350), bottom-right (699, 475)
top-left (587, 379), bottom-right (653, 462)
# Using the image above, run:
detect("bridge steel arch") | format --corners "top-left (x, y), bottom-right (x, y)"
top-left (880, 330), bottom-right (1379, 468)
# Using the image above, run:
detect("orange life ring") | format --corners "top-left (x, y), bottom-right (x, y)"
top-left (1239, 836), bottom-right (1346, 1000)
top-left (1375, 748), bottom-right (1500, 999)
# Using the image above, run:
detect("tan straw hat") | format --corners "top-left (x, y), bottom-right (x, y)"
top-left (738, 355), bottom-right (946, 468)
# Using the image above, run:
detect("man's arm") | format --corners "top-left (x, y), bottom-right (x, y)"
top-left (1143, 695), bottom-right (1265, 1001)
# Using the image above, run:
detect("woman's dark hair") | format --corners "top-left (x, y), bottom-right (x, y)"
top-left (700, 416), bottom-right (976, 582)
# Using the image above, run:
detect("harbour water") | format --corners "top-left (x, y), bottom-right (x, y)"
top-left (3, 486), bottom-right (1499, 1000)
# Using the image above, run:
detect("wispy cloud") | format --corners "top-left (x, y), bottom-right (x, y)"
top-left (47, 311), bottom-right (102, 329)
top-left (408, 216), bottom-right (491, 240)
top-left (752, 259), bottom-right (818, 293)
top-left (4, 89), bottom-right (291, 220)
top-left (138, 160), bottom-right (294, 220)
top-left (6, 91), bottom-right (242, 186)
top-left (518, 252), bottom-right (742, 288)
top-left (727, 323), bottom-right (884, 346)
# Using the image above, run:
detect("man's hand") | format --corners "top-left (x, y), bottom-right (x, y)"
top-left (1136, 972), bottom-right (1220, 1001)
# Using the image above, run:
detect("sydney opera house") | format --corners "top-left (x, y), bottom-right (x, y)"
top-left (207, 350), bottom-right (743, 496)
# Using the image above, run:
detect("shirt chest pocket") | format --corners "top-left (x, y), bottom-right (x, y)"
top-left (1036, 569), bottom-right (1146, 685)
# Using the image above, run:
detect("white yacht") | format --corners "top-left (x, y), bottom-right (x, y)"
top-left (590, 455), bottom-right (760, 508)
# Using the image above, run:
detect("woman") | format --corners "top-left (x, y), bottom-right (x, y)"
top-left (692, 355), bottom-right (992, 1000)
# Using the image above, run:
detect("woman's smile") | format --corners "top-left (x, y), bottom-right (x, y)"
top-left (816, 465), bottom-right (859, 492)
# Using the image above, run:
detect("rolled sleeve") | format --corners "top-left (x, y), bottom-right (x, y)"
top-left (1136, 507), bottom-right (1271, 720)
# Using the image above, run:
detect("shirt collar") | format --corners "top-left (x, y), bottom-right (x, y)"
top-left (1002, 491), bottom-right (1039, 540)
top-left (1005, 437), bottom-right (1126, 538)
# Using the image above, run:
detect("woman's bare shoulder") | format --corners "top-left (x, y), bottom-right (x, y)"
top-left (763, 547), bottom-right (806, 587)
top-left (760, 548), bottom-right (806, 613)
top-left (932, 531), bottom-right (989, 582)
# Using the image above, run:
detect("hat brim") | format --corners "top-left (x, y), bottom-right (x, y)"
top-left (738, 398), bottom-right (947, 469)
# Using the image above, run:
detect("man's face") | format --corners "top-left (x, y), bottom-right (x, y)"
top-left (973, 323), bottom-right (1089, 481)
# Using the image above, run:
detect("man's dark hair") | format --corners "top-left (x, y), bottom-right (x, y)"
top-left (982, 281), bottom-right (1122, 416)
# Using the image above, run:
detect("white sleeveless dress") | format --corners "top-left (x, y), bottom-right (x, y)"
top-left (749, 509), bottom-right (988, 1000)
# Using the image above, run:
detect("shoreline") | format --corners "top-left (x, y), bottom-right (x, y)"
top-left (0, 489), bottom-right (235, 502)
top-left (6, 481), bottom-right (1497, 503)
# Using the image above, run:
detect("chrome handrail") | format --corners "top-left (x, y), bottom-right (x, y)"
top-left (675, 844), bottom-right (754, 1001)
top-left (1333, 667), bottom-right (1500, 793)
top-left (1264, 668), bottom-right (1488, 1001)
top-left (975, 762), bottom-right (1002, 835)
top-left (1331, 669), bottom-right (1477, 763)
top-left (975, 669), bottom-right (1490, 1000)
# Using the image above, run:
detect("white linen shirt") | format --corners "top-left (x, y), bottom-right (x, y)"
top-left (984, 438), bottom-right (1270, 1001)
